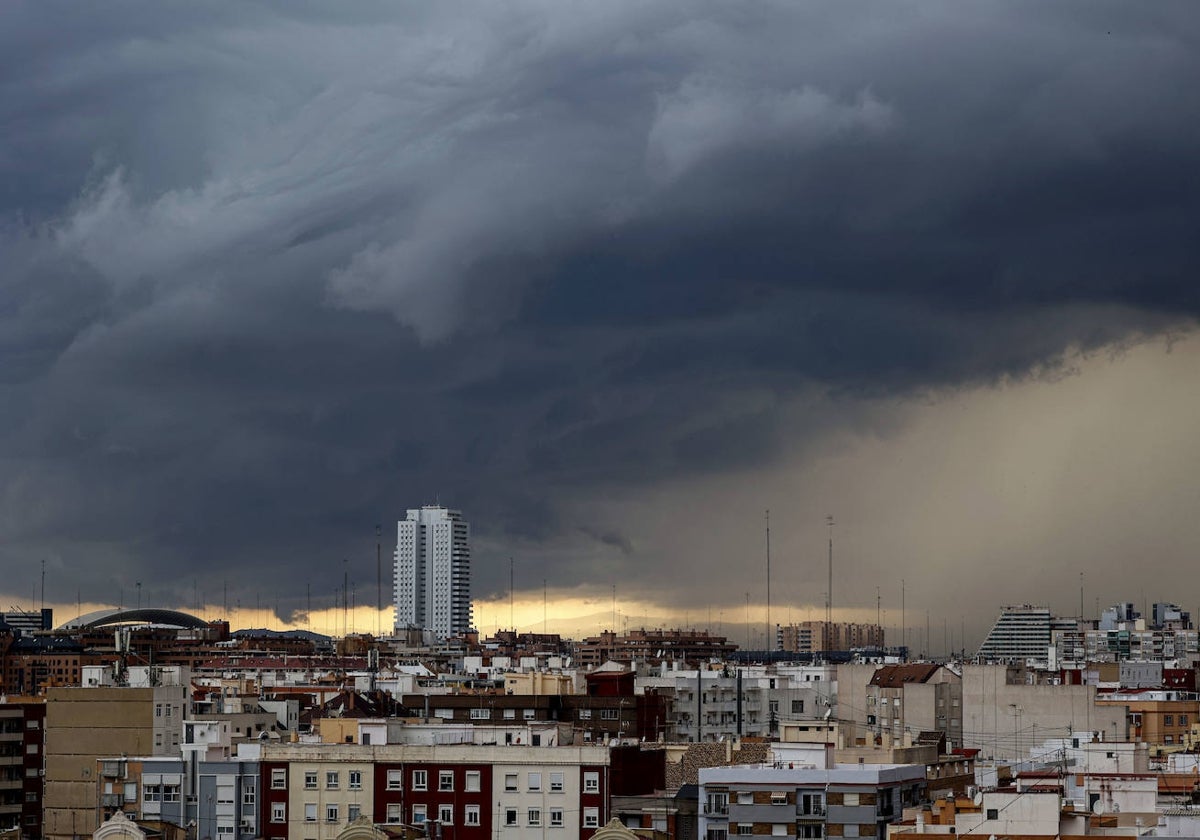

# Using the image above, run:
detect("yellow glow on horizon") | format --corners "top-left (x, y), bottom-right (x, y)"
top-left (30, 595), bottom-right (886, 641)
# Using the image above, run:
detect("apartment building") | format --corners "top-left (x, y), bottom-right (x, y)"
top-left (698, 748), bottom-right (926, 840)
top-left (43, 671), bottom-right (189, 840)
top-left (1095, 690), bottom-right (1199, 748)
top-left (95, 750), bottom-right (261, 840)
top-left (864, 664), bottom-right (962, 748)
top-left (0, 699), bottom-right (45, 840)
top-left (259, 743), bottom-right (609, 840)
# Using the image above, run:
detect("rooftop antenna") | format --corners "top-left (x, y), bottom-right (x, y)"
top-left (611, 583), bottom-right (616, 633)
top-left (543, 579), bottom-right (548, 635)
top-left (376, 524), bottom-right (383, 637)
top-left (901, 578), bottom-right (906, 660)
top-left (825, 515), bottom-right (834, 626)
top-left (1080, 571), bottom-right (1084, 621)
top-left (40, 559), bottom-right (45, 612)
top-left (745, 591), bottom-right (751, 653)
top-left (510, 557), bottom-right (515, 631)
top-left (343, 558), bottom-right (349, 637)
top-left (765, 509), bottom-right (771, 656)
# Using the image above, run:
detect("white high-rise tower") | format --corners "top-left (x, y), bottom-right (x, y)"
top-left (393, 506), bottom-right (471, 638)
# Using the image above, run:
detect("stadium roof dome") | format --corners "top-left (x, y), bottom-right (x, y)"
top-left (57, 608), bottom-right (210, 630)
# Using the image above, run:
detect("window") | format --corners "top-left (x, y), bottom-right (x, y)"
top-left (304, 804), bottom-right (317, 823)
top-left (440, 770), bottom-right (454, 792)
top-left (1182, 715), bottom-right (1190, 727)
top-left (25, 720), bottom-right (38, 729)
top-left (348, 805), bottom-right (361, 822)
top-left (304, 772), bottom-right (318, 790)
top-left (271, 804), bottom-right (285, 823)
top-left (792, 700), bottom-right (805, 714)
top-left (439, 804), bottom-right (453, 825)
top-left (1166, 735), bottom-right (1174, 744)
top-left (505, 773), bottom-right (518, 791)
top-left (770, 792), bottom-right (788, 805)
top-left (800, 794), bottom-right (824, 816)
top-left (1165, 715), bottom-right (1175, 726)
top-left (601, 709), bottom-right (619, 720)
top-left (584, 772), bottom-right (599, 793)
top-left (465, 805), bottom-right (480, 826)
top-left (163, 786), bottom-right (180, 803)
top-left (584, 807), bottom-right (599, 828)
top-left (550, 808), bottom-right (564, 827)
top-left (386, 804), bottom-right (401, 824)
top-left (798, 826), bottom-right (823, 838)
top-left (550, 772), bottom-right (564, 792)
top-left (413, 770), bottom-right (427, 791)
top-left (348, 770), bottom-right (362, 790)
top-left (465, 771), bottom-right (481, 792)
top-left (524, 709), bottom-right (536, 720)
top-left (216, 826), bottom-right (234, 838)
top-left (503, 709), bottom-right (516, 719)
top-left (528, 772), bottom-right (541, 791)
top-left (986, 809), bottom-right (999, 820)
top-left (528, 809), bottom-right (542, 827)
top-left (413, 805), bottom-right (427, 825)
top-left (506, 809), bottom-right (518, 827)
top-left (387, 770), bottom-right (402, 790)
top-left (243, 786), bottom-right (256, 806)
top-left (844, 793), bottom-right (859, 807)
top-left (435, 709), bottom-right (454, 719)
top-left (271, 769), bottom-right (286, 789)
top-left (578, 709), bottom-right (592, 719)
top-left (470, 708), bottom-right (490, 719)
top-left (326, 771), bottom-right (339, 789)
top-left (325, 805), bottom-right (339, 824)
top-left (738, 826), bottom-right (753, 836)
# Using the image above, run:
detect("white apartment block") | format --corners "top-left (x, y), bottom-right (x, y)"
top-left (394, 506), bottom-right (471, 638)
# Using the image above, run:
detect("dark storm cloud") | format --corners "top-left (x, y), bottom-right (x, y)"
top-left (2, 1), bottom-right (1199, 613)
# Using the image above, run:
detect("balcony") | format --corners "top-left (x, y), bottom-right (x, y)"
top-left (797, 807), bottom-right (826, 819)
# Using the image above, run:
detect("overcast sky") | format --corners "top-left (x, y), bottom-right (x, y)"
top-left (3, 2), bottom-right (1199, 640)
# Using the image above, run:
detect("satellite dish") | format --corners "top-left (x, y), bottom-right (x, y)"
top-left (973, 791), bottom-right (983, 806)
top-left (1093, 802), bottom-right (1106, 815)
top-left (823, 708), bottom-right (833, 721)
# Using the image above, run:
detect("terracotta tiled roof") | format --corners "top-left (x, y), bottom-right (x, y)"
top-left (869, 663), bottom-right (940, 687)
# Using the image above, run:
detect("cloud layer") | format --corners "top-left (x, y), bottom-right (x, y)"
top-left (2, 1), bottom-right (1199, 621)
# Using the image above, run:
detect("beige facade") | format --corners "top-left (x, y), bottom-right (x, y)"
top-left (961, 665), bottom-right (1126, 760)
top-left (502, 672), bottom-right (576, 696)
top-left (43, 685), bottom-right (187, 840)
top-left (287, 757), bottom-right (374, 840)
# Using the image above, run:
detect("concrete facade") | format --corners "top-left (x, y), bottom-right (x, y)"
top-left (43, 684), bottom-right (187, 840)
